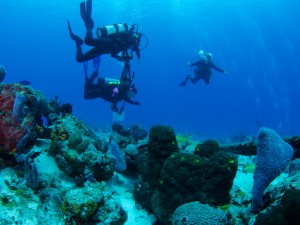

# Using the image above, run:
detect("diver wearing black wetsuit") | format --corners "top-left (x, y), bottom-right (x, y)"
top-left (180, 51), bottom-right (227, 86)
top-left (84, 60), bottom-right (140, 113)
top-left (68, 0), bottom-right (141, 63)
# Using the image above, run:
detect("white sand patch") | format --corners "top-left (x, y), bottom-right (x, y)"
top-left (33, 145), bottom-right (75, 188)
top-left (107, 174), bottom-right (156, 225)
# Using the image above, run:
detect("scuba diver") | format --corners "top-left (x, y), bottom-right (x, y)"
top-left (180, 50), bottom-right (228, 86)
top-left (68, 0), bottom-right (143, 63)
top-left (0, 65), bottom-right (6, 83)
top-left (83, 55), bottom-right (140, 114)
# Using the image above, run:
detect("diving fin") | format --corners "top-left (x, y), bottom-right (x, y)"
top-left (67, 19), bottom-right (83, 45)
top-left (86, 0), bottom-right (92, 19)
top-left (80, 0), bottom-right (94, 30)
top-left (80, 2), bottom-right (86, 21)
top-left (180, 81), bottom-right (187, 87)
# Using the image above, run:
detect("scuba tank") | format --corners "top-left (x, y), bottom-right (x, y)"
top-left (198, 50), bottom-right (206, 60)
top-left (96, 23), bottom-right (131, 38)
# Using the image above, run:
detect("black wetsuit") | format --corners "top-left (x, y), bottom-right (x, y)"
top-left (180, 59), bottom-right (225, 87)
top-left (190, 59), bottom-right (225, 84)
top-left (84, 62), bottom-right (140, 112)
top-left (76, 31), bottom-right (141, 62)
top-left (75, 29), bottom-right (141, 63)
top-left (69, 0), bottom-right (141, 63)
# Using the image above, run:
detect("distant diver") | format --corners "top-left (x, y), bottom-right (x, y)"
top-left (67, 0), bottom-right (145, 63)
top-left (180, 50), bottom-right (228, 86)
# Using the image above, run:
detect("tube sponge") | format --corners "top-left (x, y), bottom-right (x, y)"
top-left (109, 140), bottom-right (126, 172)
top-left (252, 127), bottom-right (294, 212)
top-left (12, 91), bottom-right (26, 122)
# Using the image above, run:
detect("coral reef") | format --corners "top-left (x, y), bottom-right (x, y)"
top-left (112, 123), bottom-right (148, 143)
top-left (133, 125), bottom-right (237, 224)
top-left (1, 84), bottom-right (299, 225)
top-left (150, 151), bottom-right (237, 223)
top-left (60, 102), bottom-right (73, 116)
top-left (0, 83), bottom-right (51, 191)
top-left (148, 125), bottom-right (178, 157)
top-left (171, 201), bottom-right (228, 225)
top-left (254, 189), bottom-right (300, 225)
top-left (0, 83), bottom-right (49, 155)
top-left (130, 124), bottom-right (148, 142)
top-left (220, 135), bottom-right (300, 158)
top-left (147, 125), bottom-right (179, 189)
top-left (61, 182), bottom-right (104, 221)
top-left (48, 114), bottom-right (116, 182)
top-left (194, 139), bottom-right (220, 158)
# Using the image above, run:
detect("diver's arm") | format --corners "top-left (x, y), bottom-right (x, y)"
top-left (125, 97), bottom-right (140, 105)
top-left (212, 64), bottom-right (226, 73)
top-left (132, 42), bottom-right (140, 59)
top-left (189, 59), bottom-right (201, 67)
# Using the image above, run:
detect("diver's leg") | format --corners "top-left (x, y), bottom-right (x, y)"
top-left (76, 47), bottom-right (103, 62)
top-left (120, 62), bottom-right (131, 88)
top-left (190, 72), bottom-right (200, 84)
top-left (68, 19), bottom-right (86, 63)
top-left (190, 76), bottom-right (198, 84)
top-left (179, 74), bottom-right (191, 87)
top-left (75, 45), bottom-right (85, 63)
top-left (203, 77), bottom-right (211, 84)
top-left (84, 29), bottom-right (94, 46)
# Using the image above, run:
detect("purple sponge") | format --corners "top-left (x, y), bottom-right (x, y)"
top-left (252, 127), bottom-right (294, 212)
top-left (109, 140), bottom-right (126, 172)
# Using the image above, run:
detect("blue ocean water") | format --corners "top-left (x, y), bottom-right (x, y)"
top-left (1, 0), bottom-right (299, 138)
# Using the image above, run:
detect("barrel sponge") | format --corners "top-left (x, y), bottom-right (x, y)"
top-left (171, 201), bottom-right (228, 225)
top-left (252, 127), bottom-right (294, 212)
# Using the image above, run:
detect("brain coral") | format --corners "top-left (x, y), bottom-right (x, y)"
top-left (252, 127), bottom-right (294, 212)
top-left (171, 201), bottom-right (228, 225)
